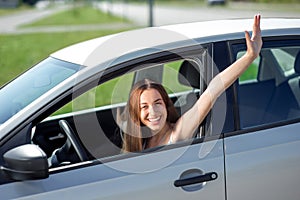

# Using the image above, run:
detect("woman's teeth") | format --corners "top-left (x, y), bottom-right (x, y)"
top-left (148, 117), bottom-right (160, 122)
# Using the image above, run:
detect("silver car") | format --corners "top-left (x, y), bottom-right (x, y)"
top-left (0, 18), bottom-right (300, 199)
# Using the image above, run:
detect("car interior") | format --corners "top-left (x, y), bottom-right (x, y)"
top-left (31, 58), bottom-right (206, 167)
top-left (238, 47), bottom-right (300, 128)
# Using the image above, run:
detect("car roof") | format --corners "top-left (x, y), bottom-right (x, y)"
top-left (51, 18), bottom-right (300, 66)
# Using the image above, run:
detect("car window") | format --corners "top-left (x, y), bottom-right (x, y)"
top-left (53, 60), bottom-right (195, 116)
top-left (53, 72), bottom-right (134, 116)
top-left (238, 52), bottom-right (260, 84)
top-left (33, 56), bottom-right (205, 167)
top-left (0, 58), bottom-right (81, 124)
top-left (271, 48), bottom-right (296, 76)
top-left (162, 60), bottom-right (193, 93)
top-left (237, 43), bottom-right (300, 128)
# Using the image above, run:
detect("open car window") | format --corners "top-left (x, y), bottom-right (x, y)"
top-left (32, 56), bottom-right (206, 167)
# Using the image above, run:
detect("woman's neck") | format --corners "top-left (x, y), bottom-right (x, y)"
top-left (147, 123), bottom-right (172, 148)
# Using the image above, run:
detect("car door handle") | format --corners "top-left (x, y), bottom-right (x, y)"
top-left (174, 172), bottom-right (218, 187)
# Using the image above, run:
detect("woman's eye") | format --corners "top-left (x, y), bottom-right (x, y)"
top-left (141, 105), bottom-right (148, 109)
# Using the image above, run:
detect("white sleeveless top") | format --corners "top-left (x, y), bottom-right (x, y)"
top-left (168, 133), bottom-right (173, 145)
top-left (143, 133), bottom-right (173, 150)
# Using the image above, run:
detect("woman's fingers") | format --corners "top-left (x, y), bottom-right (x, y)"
top-left (252, 14), bottom-right (261, 39)
top-left (245, 14), bottom-right (262, 59)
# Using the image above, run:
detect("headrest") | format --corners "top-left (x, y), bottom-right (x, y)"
top-left (178, 60), bottom-right (200, 88)
top-left (294, 51), bottom-right (300, 74)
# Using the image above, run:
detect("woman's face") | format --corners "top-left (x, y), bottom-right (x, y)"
top-left (139, 88), bottom-right (167, 134)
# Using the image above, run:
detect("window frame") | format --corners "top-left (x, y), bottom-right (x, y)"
top-left (48, 45), bottom-right (214, 171)
top-left (228, 36), bottom-right (300, 137)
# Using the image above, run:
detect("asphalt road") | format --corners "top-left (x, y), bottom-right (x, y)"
top-left (0, 1), bottom-right (300, 34)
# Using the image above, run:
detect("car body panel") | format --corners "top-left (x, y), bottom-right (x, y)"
top-left (225, 123), bottom-right (300, 199)
top-left (1, 140), bottom-right (225, 200)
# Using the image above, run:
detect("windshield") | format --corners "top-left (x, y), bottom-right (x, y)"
top-left (0, 57), bottom-right (81, 124)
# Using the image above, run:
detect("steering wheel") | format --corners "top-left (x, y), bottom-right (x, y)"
top-left (58, 120), bottom-right (88, 162)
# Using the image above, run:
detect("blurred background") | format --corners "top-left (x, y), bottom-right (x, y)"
top-left (0, 0), bottom-right (299, 87)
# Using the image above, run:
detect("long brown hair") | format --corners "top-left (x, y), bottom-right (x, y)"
top-left (121, 79), bottom-right (179, 152)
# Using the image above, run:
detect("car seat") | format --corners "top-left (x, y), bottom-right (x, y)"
top-left (175, 60), bottom-right (201, 115)
top-left (288, 50), bottom-right (300, 108)
top-left (175, 59), bottom-right (207, 138)
top-left (263, 50), bottom-right (300, 124)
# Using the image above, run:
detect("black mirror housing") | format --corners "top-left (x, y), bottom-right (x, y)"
top-left (1, 144), bottom-right (49, 181)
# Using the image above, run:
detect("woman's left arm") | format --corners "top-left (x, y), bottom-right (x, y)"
top-left (173, 14), bottom-right (262, 142)
top-left (208, 14), bottom-right (262, 99)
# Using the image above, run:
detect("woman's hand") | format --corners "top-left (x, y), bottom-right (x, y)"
top-left (245, 14), bottom-right (263, 60)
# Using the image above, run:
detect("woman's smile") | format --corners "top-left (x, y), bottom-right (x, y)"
top-left (148, 116), bottom-right (160, 122)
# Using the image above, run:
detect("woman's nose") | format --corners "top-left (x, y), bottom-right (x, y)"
top-left (148, 105), bottom-right (157, 115)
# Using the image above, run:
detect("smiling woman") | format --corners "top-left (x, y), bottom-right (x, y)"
top-left (122, 79), bottom-right (179, 152)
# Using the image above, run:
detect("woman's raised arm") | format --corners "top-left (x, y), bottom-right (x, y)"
top-left (173, 14), bottom-right (263, 142)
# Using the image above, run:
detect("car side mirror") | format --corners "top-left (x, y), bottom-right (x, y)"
top-left (1, 144), bottom-right (49, 181)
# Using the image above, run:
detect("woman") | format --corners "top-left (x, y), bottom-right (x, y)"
top-left (121, 14), bottom-right (262, 152)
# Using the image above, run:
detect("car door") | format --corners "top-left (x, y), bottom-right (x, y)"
top-left (225, 38), bottom-right (300, 200)
top-left (0, 47), bottom-right (226, 200)
top-left (0, 141), bottom-right (225, 200)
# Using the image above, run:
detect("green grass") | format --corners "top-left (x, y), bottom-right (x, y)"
top-left (0, 29), bottom-right (130, 87)
top-left (0, 4), bottom-right (135, 87)
top-left (22, 6), bottom-right (129, 27)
